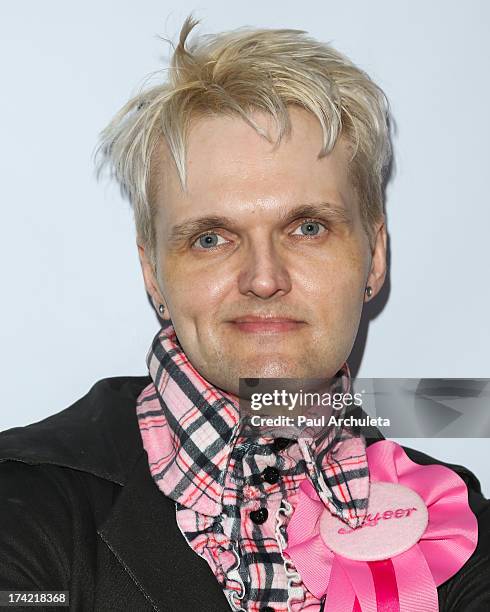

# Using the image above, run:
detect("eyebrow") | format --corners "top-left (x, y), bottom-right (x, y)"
top-left (167, 201), bottom-right (353, 245)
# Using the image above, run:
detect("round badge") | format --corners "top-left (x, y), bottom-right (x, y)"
top-left (320, 481), bottom-right (429, 561)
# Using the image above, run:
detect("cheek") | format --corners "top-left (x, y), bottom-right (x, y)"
top-left (160, 256), bottom-right (232, 317)
top-left (297, 242), bottom-right (367, 310)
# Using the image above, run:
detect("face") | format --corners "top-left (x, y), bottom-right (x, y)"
top-left (139, 106), bottom-right (386, 395)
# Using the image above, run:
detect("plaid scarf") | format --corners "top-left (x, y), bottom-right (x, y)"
top-left (136, 319), bottom-right (370, 610)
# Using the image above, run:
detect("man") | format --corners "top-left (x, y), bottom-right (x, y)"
top-left (0, 15), bottom-right (488, 612)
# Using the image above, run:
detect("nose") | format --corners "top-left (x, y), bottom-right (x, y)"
top-left (237, 237), bottom-right (292, 299)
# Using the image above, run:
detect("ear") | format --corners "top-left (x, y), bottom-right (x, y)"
top-left (364, 219), bottom-right (387, 302)
top-left (137, 242), bottom-right (167, 314)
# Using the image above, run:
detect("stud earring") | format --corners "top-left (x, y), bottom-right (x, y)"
top-left (365, 286), bottom-right (373, 298)
top-left (158, 304), bottom-right (165, 314)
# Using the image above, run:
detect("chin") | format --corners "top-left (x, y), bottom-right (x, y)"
top-left (236, 355), bottom-right (315, 379)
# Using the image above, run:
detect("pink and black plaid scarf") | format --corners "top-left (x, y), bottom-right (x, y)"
top-left (136, 319), bottom-right (370, 526)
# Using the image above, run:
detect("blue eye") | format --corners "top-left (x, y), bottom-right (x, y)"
top-left (293, 221), bottom-right (326, 236)
top-left (193, 233), bottom-right (226, 249)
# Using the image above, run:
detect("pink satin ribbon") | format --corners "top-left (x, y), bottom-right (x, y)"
top-left (284, 440), bottom-right (478, 612)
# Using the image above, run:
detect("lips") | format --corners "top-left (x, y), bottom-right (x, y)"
top-left (230, 315), bottom-right (305, 333)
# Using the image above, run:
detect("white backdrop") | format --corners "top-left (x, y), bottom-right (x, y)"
top-left (1, 1), bottom-right (488, 494)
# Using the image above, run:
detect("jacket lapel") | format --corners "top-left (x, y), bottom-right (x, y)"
top-left (97, 450), bottom-right (231, 612)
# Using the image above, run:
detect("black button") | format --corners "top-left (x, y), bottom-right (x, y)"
top-left (261, 608), bottom-right (275, 612)
top-left (262, 466), bottom-right (280, 484)
top-left (272, 437), bottom-right (292, 451)
top-left (250, 507), bottom-right (268, 524)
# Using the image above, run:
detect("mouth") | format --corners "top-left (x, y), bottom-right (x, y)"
top-left (228, 315), bottom-right (306, 334)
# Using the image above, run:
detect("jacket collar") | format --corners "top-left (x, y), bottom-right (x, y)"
top-left (97, 449), bottom-right (231, 611)
top-left (0, 376), bottom-right (149, 485)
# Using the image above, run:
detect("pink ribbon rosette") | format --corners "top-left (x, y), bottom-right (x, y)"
top-left (284, 440), bottom-right (478, 612)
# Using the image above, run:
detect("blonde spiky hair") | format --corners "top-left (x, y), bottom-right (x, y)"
top-left (95, 15), bottom-right (392, 270)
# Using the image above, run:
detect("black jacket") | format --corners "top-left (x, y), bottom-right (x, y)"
top-left (0, 376), bottom-right (489, 612)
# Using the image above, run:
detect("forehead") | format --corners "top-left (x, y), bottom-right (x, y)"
top-left (151, 107), bottom-right (357, 225)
